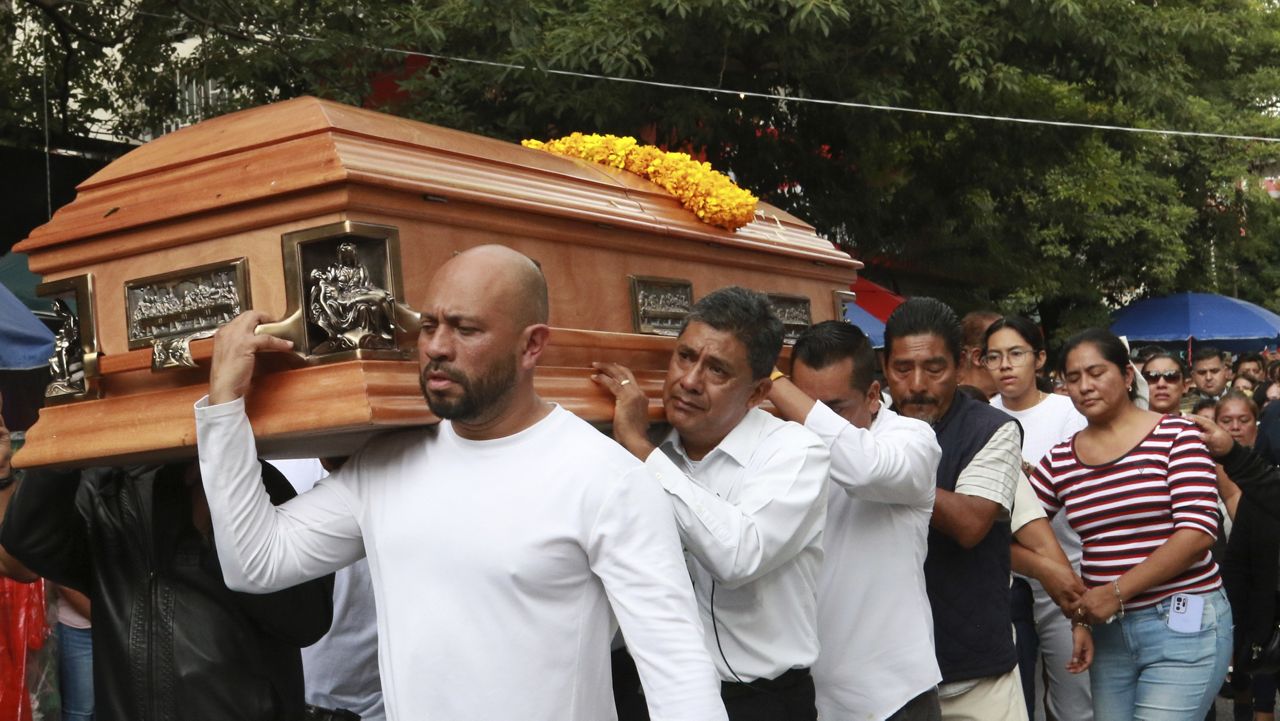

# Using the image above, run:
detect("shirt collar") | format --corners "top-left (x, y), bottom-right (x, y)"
top-left (660, 407), bottom-right (767, 467)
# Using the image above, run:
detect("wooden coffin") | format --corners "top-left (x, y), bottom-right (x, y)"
top-left (13, 96), bottom-right (860, 469)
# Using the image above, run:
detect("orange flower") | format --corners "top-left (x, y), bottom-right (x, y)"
top-left (522, 134), bottom-right (757, 231)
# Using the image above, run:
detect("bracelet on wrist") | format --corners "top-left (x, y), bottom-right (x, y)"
top-left (1113, 579), bottom-right (1126, 619)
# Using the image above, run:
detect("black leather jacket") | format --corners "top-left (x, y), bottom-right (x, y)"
top-left (1, 462), bottom-right (334, 721)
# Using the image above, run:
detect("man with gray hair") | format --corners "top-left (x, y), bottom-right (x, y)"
top-left (595, 286), bottom-right (830, 721)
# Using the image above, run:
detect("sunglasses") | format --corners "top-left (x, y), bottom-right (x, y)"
top-left (1141, 370), bottom-right (1183, 383)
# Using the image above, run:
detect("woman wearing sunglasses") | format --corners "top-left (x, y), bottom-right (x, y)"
top-left (1141, 352), bottom-right (1188, 415)
top-left (1030, 329), bottom-right (1230, 720)
top-left (983, 316), bottom-right (1092, 720)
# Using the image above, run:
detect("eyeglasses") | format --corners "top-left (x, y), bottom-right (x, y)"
top-left (982, 348), bottom-right (1034, 369)
top-left (1141, 370), bottom-right (1183, 384)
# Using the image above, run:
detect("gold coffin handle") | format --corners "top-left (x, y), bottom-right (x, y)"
top-left (253, 303), bottom-right (421, 355)
top-left (254, 309), bottom-right (307, 349)
top-left (393, 301), bottom-right (421, 349)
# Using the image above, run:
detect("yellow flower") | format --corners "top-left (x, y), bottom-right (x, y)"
top-left (522, 133), bottom-right (758, 231)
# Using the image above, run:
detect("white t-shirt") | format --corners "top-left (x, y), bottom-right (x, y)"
top-left (196, 400), bottom-right (726, 721)
top-left (804, 404), bottom-right (942, 720)
top-left (991, 392), bottom-right (1088, 567)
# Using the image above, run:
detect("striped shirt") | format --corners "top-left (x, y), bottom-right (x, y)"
top-left (1030, 414), bottom-right (1221, 609)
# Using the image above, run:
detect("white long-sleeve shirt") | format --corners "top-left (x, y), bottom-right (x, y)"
top-left (805, 404), bottom-right (942, 720)
top-left (645, 407), bottom-right (830, 683)
top-left (195, 398), bottom-right (726, 721)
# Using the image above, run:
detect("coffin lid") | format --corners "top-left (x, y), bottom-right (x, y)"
top-left (16, 96), bottom-right (857, 271)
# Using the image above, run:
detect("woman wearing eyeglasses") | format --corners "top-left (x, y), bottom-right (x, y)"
top-left (1030, 329), bottom-right (1230, 721)
top-left (983, 316), bottom-right (1092, 720)
top-left (1141, 352), bottom-right (1188, 415)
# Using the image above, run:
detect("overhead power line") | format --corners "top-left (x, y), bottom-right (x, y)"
top-left (41, 0), bottom-right (1280, 145)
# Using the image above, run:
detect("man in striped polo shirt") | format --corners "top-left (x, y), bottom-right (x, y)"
top-left (882, 298), bottom-right (1027, 721)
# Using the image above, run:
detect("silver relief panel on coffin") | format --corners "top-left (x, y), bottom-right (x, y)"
top-left (38, 274), bottom-right (102, 403)
top-left (306, 240), bottom-right (398, 353)
top-left (124, 259), bottom-right (250, 370)
top-left (767, 293), bottom-right (812, 345)
top-left (630, 276), bottom-right (693, 337)
top-left (252, 221), bottom-right (418, 363)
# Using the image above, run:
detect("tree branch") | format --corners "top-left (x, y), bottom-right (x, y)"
top-left (18, 0), bottom-right (127, 47)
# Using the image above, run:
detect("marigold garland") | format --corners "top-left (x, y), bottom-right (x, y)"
top-left (522, 133), bottom-right (758, 231)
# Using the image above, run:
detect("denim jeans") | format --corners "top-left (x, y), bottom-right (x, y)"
top-left (57, 623), bottom-right (94, 721)
top-left (1090, 587), bottom-right (1232, 721)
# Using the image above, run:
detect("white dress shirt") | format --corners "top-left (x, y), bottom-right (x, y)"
top-left (195, 398), bottom-right (727, 721)
top-left (805, 404), bottom-right (943, 721)
top-left (645, 407), bottom-right (830, 683)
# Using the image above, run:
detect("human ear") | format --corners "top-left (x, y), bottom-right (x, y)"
top-left (519, 324), bottom-right (551, 369)
top-left (746, 377), bottom-right (772, 409)
top-left (866, 380), bottom-right (883, 413)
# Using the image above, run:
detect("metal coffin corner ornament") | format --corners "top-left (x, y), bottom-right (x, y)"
top-left (124, 259), bottom-right (250, 371)
top-left (38, 274), bottom-right (102, 403)
top-left (767, 293), bottom-right (812, 344)
top-left (832, 290), bottom-right (856, 324)
top-left (255, 221), bottom-right (419, 362)
top-left (629, 276), bottom-right (693, 337)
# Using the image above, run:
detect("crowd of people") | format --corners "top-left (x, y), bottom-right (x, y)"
top-left (4, 243), bottom-right (1280, 721)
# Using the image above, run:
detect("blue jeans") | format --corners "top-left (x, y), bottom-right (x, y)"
top-left (57, 623), bottom-right (94, 721)
top-left (1090, 587), bottom-right (1232, 721)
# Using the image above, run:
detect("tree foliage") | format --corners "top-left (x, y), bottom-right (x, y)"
top-left (6, 0), bottom-right (1280, 340)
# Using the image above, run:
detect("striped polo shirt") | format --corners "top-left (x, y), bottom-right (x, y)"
top-left (1030, 414), bottom-right (1221, 609)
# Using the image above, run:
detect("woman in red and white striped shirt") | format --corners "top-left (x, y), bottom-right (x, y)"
top-left (1030, 328), bottom-right (1231, 721)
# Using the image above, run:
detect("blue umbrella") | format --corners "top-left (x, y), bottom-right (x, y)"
top-left (840, 300), bottom-right (886, 349)
top-left (0, 280), bottom-right (53, 370)
top-left (0, 253), bottom-right (51, 312)
top-left (1111, 292), bottom-right (1280, 353)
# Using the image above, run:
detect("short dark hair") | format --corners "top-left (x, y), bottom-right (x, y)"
top-left (1133, 345), bottom-right (1167, 364)
top-left (1058, 328), bottom-right (1138, 400)
top-left (982, 316), bottom-right (1045, 355)
top-left (884, 297), bottom-right (963, 363)
top-left (682, 286), bottom-right (784, 380)
top-left (1141, 350), bottom-right (1187, 377)
top-left (1191, 346), bottom-right (1224, 366)
top-left (1192, 397), bottom-right (1218, 416)
top-left (961, 310), bottom-right (1001, 351)
top-left (1218, 389), bottom-right (1259, 419)
top-left (1234, 352), bottom-right (1264, 374)
top-left (793, 321), bottom-right (877, 392)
